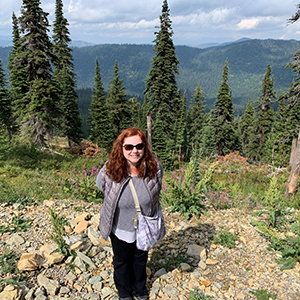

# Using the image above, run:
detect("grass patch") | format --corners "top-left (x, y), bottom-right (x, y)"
top-left (213, 230), bottom-right (239, 249)
top-left (0, 250), bottom-right (20, 276)
top-left (250, 289), bottom-right (278, 300)
top-left (189, 288), bottom-right (213, 300)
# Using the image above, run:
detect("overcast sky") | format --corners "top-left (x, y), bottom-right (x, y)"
top-left (1, 0), bottom-right (300, 46)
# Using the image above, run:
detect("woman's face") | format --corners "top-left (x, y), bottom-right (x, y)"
top-left (122, 135), bottom-right (145, 167)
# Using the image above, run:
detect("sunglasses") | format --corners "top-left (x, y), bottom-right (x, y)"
top-left (123, 143), bottom-right (145, 151)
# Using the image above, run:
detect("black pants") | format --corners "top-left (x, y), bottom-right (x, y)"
top-left (110, 233), bottom-right (148, 298)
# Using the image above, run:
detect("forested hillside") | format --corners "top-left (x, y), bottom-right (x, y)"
top-left (0, 38), bottom-right (299, 114)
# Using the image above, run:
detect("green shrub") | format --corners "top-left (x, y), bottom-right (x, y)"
top-left (0, 250), bottom-right (20, 276)
top-left (48, 208), bottom-right (73, 258)
top-left (250, 289), bottom-right (278, 300)
top-left (213, 230), bottom-right (239, 248)
top-left (189, 288), bottom-right (213, 300)
top-left (162, 159), bottom-right (217, 219)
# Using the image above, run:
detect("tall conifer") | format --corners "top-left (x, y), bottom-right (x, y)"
top-left (16, 0), bottom-right (60, 146)
top-left (52, 0), bottom-right (82, 146)
top-left (201, 112), bottom-right (217, 157)
top-left (239, 99), bottom-right (255, 157)
top-left (89, 58), bottom-right (113, 151)
top-left (8, 12), bottom-right (28, 123)
top-left (175, 90), bottom-right (188, 162)
top-left (106, 61), bottom-right (131, 138)
top-left (266, 96), bottom-right (289, 166)
top-left (255, 64), bottom-right (276, 161)
top-left (144, 0), bottom-right (179, 155)
top-left (212, 58), bottom-right (236, 156)
top-left (187, 84), bottom-right (206, 151)
top-left (0, 60), bottom-right (13, 142)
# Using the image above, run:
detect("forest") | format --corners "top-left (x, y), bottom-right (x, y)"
top-left (0, 0), bottom-right (300, 171)
top-left (2, 1), bottom-right (300, 299)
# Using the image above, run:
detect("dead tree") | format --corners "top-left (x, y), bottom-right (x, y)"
top-left (287, 129), bottom-right (300, 193)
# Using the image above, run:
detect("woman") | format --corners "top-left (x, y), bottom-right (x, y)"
top-left (96, 127), bottom-right (163, 300)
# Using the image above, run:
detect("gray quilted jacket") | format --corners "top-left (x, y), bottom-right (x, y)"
top-left (96, 160), bottom-right (163, 240)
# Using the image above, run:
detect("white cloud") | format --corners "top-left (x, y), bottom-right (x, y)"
top-left (0, 0), bottom-right (299, 45)
top-left (238, 18), bottom-right (260, 30)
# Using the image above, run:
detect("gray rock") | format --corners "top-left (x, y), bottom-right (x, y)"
top-left (76, 251), bottom-right (97, 269)
top-left (180, 262), bottom-right (192, 272)
top-left (37, 273), bottom-right (60, 296)
top-left (93, 281), bottom-right (103, 291)
top-left (153, 268), bottom-right (167, 278)
top-left (89, 275), bottom-right (102, 285)
top-left (65, 271), bottom-right (76, 284)
top-left (6, 234), bottom-right (25, 246)
top-left (187, 244), bottom-right (205, 259)
top-left (83, 292), bottom-right (101, 300)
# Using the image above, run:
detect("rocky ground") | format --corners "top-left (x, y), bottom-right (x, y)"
top-left (0, 199), bottom-right (300, 300)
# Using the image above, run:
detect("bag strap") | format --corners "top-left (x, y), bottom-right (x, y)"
top-left (129, 178), bottom-right (141, 215)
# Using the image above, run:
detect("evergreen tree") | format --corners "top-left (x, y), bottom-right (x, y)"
top-left (152, 111), bottom-right (172, 168)
top-left (16, 0), bottom-right (60, 146)
top-left (239, 99), bottom-right (255, 157)
top-left (129, 97), bottom-right (142, 128)
top-left (212, 58), bottom-right (236, 156)
top-left (255, 64), bottom-right (276, 161)
top-left (175, 90), bottom-right (187, 162)
top-left (266, 96), bottom-right (290, 166)
top-left (144, 0), bottom-right (179, 151)
top-left (52, 0), bottom-right (82, 146)
top-left (187, 84), bottom-right (206, 151)
top-left (140, 94), bottom-right (152, 132)
top-left (200, 111), bottom-right (217, 158)
top-left (246, 114), bottom-right (260, 163)
top-left (60, 67), bottom-right (82, 146)
top-left (286, 55), bottom-right (300, 141)
top-left (106, 61), bottom-right (132, 138)
top-left (0, 60), bottom-right (13, 142)
top-left (89, 58), bottom-right (113, 151)
top-left (8, 12), bottom-right (28, 123)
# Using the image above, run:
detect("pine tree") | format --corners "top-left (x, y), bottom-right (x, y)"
top-left (246, 114), bottom-right (260, 163)
top-left (175, 90), bottom-right (187, 162)
top-left (239, 99), bottom-right (255, 157)
top-left (266, 96), bottom-right (290, 166)
top-left (212, 58), bottom-right (236, 156)
top-left (255, 64), bottom-right (276, 161)
top-left (0, 60), bottom-right (13, 142)
top-left (187, 84), bottom-right (206, 151)
top-left (200, 111), bottom-right (217, 158)
top-left (16, 0), bottom-right (60, 146)
top-left (60, 67), bottom-right (82, 146)
top-left (152, 111), bottom-right (172, 168)
top-left (8, 12), bottom-right (28, 123)
top-left (89, 58), bottom-right (114, 151)
top-left (140, 94), bottom-right (152, 132)
top-left (106, 61), bottom-right (132, 138)
top-left (144, 0), bottom-right (179, 146)
top-left (52, 0), bottom-right (82, 147)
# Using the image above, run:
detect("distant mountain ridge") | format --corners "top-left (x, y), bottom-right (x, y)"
top-left (194, 37), bottom-right (252, 49)
top-left (0, 38), bottom-right (299, 115)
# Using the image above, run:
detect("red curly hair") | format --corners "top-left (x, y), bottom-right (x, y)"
top-left (106, 127), bottom-right (158, 182)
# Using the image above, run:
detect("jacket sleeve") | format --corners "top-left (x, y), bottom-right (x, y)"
top-left (95, 168), bottom-right (104, 192)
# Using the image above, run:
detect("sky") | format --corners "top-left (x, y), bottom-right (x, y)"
top-left (1, 0), bottom-right (300, 46)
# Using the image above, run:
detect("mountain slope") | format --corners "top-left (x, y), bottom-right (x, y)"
top-left (0, 39), bottom-right (299, 113)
